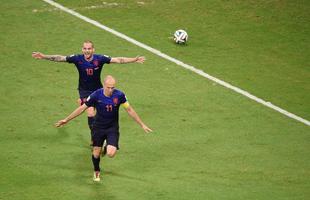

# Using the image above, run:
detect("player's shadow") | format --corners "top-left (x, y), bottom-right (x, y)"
top-left (43, 126), bottom-right (71, 143)
top-left (104, 170), bottom-right (148, 183)
top-left (30, 126), bottom-right (71, 144)
top-left (56, 126), bottom-right (70, 137)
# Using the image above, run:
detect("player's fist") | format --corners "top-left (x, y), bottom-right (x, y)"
top-left (32, 52), bottom-right (45, 59)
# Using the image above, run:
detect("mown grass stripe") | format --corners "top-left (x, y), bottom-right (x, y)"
top-left (42, 0), bottom-right (310, 126)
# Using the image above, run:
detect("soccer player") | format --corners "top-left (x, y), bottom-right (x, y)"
top-left (32, 40), bottom-right (145, 142)
top-left (55, 75), bottom-right (152, 182)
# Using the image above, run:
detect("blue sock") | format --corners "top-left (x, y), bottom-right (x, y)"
top-left (92, 155), bottom-right (100, 172)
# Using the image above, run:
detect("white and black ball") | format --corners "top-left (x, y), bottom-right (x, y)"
top-left (173, 29), bottom-right (188, 44)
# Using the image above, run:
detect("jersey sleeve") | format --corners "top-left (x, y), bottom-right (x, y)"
top-left (120, 93), bottom-right (129, 108)
top-left (100, 55), bottom-right (111, 64)
top-left (84, 91), bottom-right (97, 107)
top-left (66, 54), bottom-right (78, 64)
top-left (119, 92), bottom-right (128, 105)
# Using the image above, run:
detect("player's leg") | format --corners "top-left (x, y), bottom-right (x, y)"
top-left (87, 107), bottom-right (96, 146)
top-left (86, 106), bottom-right (96, 129)
top-left (92, 146), bottom-right (102, 172)
top-left (106, 145), bottom-right (117, 158)
top-left (91, 128), bottom-right (105, 182)
top-left (77, 98), bottom-right (95, 130)
top-left (105, 127), bottom-right (120, 158)
top-left (92, 146), bottom-right (102, 168)
top-left (77, 97), bottom-right (95, 146)
top-left (101, 140), bottom-right (107, 157)
top-left (77, 89), bottom-right (96, 130)
top-left (92, 146), bottom-right (102, 182)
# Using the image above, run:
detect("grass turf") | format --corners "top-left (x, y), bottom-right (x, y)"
top-left (0, 1), bottom-right (309, 200)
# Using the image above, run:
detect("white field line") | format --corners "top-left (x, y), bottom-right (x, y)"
top-left (42, 0), bottom-right (310, 126)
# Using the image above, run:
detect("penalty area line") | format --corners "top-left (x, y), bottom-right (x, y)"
top-left (42, 0), bottom-right (310, 127)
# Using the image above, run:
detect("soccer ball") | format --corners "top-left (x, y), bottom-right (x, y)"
top-left (174, 29), bottom-right (188, 44)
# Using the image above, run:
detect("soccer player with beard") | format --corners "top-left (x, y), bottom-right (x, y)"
top-left (32, 40), bottom-right (145, 144)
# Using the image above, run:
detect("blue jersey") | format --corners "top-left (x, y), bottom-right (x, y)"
top-left (85, 88), bottom-right (127, 129)
top-left (66, 54), bottom-right (111, 91)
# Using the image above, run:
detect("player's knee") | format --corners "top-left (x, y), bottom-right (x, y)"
top-left (106, 146), bottom-right (116, 158)
top-left (87, 107), bottom-right (95, 117)
top-left (107, 151), bottom-right (116, 158)
top-left (93, 152), bottom-right (100, 158)
top-left (92, 147), bottom-right (101, 158)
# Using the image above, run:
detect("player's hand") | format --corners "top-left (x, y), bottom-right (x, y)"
top-left (135, 56), bottom-right (145, 64)
top-left (55, 119), bottom-right (68, 128)
top-left (32, 52), bottom-right (45, 59)
top-left (142, 124), bottom-right (152, 133)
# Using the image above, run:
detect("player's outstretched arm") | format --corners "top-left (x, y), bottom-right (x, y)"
top-left (124, 104), bottom-right (152, 133)
top-left (32, 52), bottom-right (67, 62)
top-left (55, 104), bottom-right (88, 127)
top-left (110, 56), bottom-right (145, 64)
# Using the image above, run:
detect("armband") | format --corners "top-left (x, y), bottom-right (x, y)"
top-left (121, 102), bottom-right (130, 109)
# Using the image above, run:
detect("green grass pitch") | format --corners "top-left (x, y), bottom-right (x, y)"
top-left (0, 1), bottom-right (309, 200)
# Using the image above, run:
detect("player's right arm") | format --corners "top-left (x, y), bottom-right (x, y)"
top-left (32, 52), bottom-right (67, 62)
top-left (55, 91), bottom-right (98, 127)
top-left (55, 104), bottom-right (88, 127)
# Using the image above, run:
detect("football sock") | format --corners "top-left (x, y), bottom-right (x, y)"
top-left (88, 117), bottom-right (94, 130)
top-left (92, 155), bottom-right (100, 172)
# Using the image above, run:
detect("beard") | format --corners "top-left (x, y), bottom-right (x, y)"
top-left (84, 52), bottom-right (93, 60)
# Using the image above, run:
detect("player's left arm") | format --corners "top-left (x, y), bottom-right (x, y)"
top-left (122, 102), bottom-right (152, 133)
top-left (55, 104), bottom-right (88, 127)
top-left (110, 56), bottom-right (145, 64)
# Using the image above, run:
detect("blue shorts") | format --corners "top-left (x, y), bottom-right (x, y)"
top-left (91, 126), bottom-right (120, 149)
top-left (78, 90), bottom-right (94, 105)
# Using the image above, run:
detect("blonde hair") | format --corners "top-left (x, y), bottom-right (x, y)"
top-left (83, 40), bottom-right (94, 48)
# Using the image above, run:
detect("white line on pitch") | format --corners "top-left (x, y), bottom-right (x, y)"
top-left (42, 0), bottom-right (310, 126)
